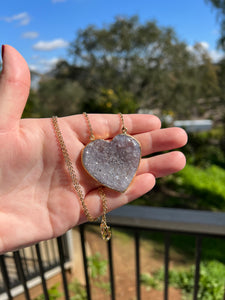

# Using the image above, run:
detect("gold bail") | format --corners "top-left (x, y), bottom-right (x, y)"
top-left (119, 112), bottom-right (128, 134)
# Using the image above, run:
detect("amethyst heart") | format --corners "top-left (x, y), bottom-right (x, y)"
top-left (81, 134), bottom-right (141, 192)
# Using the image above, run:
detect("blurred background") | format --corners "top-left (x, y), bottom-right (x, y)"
top-left (1, 1), bottom-right (225, 299)
top-left (1, 0), bottom-right (224, 212)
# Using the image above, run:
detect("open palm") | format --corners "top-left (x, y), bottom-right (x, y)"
top-left (0, 45), bottom-right (187, 253)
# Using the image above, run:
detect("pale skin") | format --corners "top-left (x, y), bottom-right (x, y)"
top-left (0, 45), bottom-right (187, 253)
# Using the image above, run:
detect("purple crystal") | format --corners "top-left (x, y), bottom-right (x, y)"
top-left (81, 134), bottom-right (141, 192)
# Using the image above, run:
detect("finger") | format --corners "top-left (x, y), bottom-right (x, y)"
top-left (78, 173), bottom-right (155, 223)
top-left (66, 113), bottom-right (161, 143)
top-left (0, 45), bottom-right (30, 130)
top-left (138, 151), bottom-right (186, 178)
top-left (135, 127), bottom-right (188, 156)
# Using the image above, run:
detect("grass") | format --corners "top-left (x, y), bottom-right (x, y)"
top-left (134, 163), bottom-right (225, 211)
top-left (169, 164), bottom-right (225, 210)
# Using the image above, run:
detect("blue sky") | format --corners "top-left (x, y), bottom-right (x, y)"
top-left (0, 0), bottom-right (223, 73)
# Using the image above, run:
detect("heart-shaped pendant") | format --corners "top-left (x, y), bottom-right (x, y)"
top-left (81, 134), bottom-right (141, 192)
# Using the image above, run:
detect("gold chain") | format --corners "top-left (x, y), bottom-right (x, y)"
top-left (83, 112), bottom-right (95, 141)
top-left (52, 116), bottom-right (97, 222)
top-left (82, 113), bottom-right (111, 240)
top-left (119, 112), bottom-right (128, 134)
top-left (52, 115), bottom-right (112, 241)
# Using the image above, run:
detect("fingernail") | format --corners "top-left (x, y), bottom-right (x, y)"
top-left (1, 45), bottom-right (5, 60)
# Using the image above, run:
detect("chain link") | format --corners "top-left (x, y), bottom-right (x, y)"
top-left (82, 113), bottom-right (111, 239)
top-left (83, 112), bottom-right (95, 141)
top-left (52, 116), bottom-right (97, 223)
top-left (98, 187), bottom-right (111, 241)
top-left (52, 115), bottom-right (116, 240)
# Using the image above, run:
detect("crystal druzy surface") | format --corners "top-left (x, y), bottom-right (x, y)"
top-left (81, 134), bottom-right (141, 192)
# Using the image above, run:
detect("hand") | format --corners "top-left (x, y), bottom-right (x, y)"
top-left (0, 45), bottom-right (187, 253)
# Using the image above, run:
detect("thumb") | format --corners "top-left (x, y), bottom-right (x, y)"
top-left (0, 45), bottom-right (30, 130)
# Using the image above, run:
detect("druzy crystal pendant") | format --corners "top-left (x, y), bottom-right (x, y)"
top-left (81, 134), bottom-right (141, 192)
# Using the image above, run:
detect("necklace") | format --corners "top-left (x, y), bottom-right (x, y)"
top-left (52, 113), bottom-right (141, 241)
top-left (82, 113), bottom-right (141, 192)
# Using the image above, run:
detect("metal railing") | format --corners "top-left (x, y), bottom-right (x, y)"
top-left (1, 205), bottom-right (225, 299)
top-left (0, 235), bottom-right (70, 300)
top-left (80, 205), bottom-right (225, 300)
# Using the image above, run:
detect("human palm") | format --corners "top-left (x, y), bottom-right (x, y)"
top-left (0, 45), bottom-right (187, 253)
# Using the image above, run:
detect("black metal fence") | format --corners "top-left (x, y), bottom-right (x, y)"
top-left (1, 205), bottom-right (225, 300)
top-left (80, 205), bottom-right (225, 300)
top-left (0, 235), bottom-right (70, 300)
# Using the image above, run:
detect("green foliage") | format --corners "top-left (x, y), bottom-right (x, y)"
top-left (22, 89), bottom-right (42, 118)
top-left (206, 0), bottom-right (225, 49)
top-left (197, 260), bottom-right (225, 300)
top-left (21, 15), bottom-right (224, 119)
top-left (68, 253), bottom-right (110, 300)
top-left (69, 279), bottom-right (87, 300)
top-left (94, 281), bottom-right (111, 294)
top-left (141, 260), bottom-right (225, 299)
top-left (168, 267), bottom-right (194, 295)
top-left (184, 128), bottom-right (225, 168)
top-left (87, 252), bottom-right (110, 294)
top-left (170, 260), bottom-right (225, 299)
top-left (69, 15), bottom-right (221, 117)
top-left (88, 252), bottom-right (108, 279)
top-left (140, 272), bottom-right (160, 291)
top-left (34, 283), bottom-right (62, 300)
top-left (82, 87), bottom-right (138, 114)
top-left (138, 160), bottom-right (225, 211)
top-left (37, 78), bottom-right (85, 117)
top-left (169, 164), bottom-right (225, 210)
top-left (146, 126), bottom-right (225, 211)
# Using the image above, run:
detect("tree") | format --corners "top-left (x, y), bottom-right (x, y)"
top-left (70, 16), bottom-right (220, 118)
top-left (206, 0), bottom-right (225, 49)
top-left (37, 77), bottom-right (85, 117)
top-left (23, 16), bottom-right (221, 119)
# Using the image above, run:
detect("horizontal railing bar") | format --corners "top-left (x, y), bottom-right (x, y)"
top-left (87, 221), bottom-right (225, 240)
top-left (106, 206), bottom-right (225, 236)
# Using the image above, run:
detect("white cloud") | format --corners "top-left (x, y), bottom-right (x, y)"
top-left (187, 41), bottom-right (209, 54)
top-left (187, 41), bottom-right (224, 63)
top-left (1, 12), bottom-right (30, 26)
top-left (199, 41), bottom-right (209, 50)
top-left (209, 49), bottom-right (224, 62)
top-left (39, 57), bottom-right (61, 67)
top-left (33, 39), bottom-right (69, 51)
top-left (22, 31), bottom-right (39, 39)
top-left (29, 64), bottom-right (39, 72)
top-left (29, 57), bottom-right (62, 73)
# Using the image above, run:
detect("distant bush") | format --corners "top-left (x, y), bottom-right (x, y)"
top-left (184, 128), bottom-right (225, 168)
top-left (169, 164), bottom-right (225, 210)
top-left (142, 260), bottom-right (225, 300)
